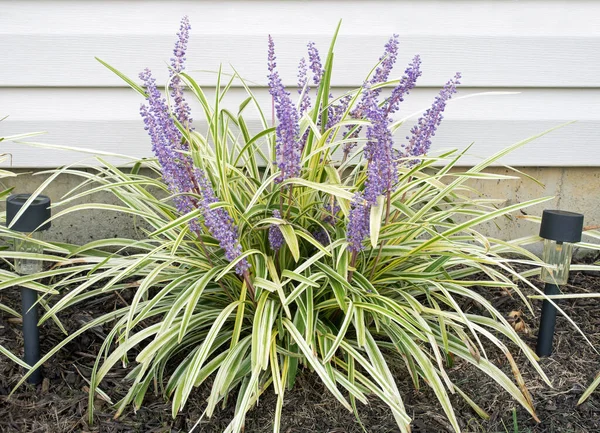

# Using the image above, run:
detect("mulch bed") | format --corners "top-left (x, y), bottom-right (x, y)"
top-left (1, 261), bottom-right (599, 432)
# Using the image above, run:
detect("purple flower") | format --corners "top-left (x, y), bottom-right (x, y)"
top-left (405, 73), bottom-right (461, 160)
top-left (347, 193), bottom-right (370, 253)
top-left (384, 55), bottom-right (422, 116)
top-left (268, 210), bottom-right (285, 252)
top-left (297, 57), bottom-right (312, 148)
top-left (327, 95), bottom-right (352, 130)
top-left (268, 36), bottom-right (302, 183)
top-left (363, 57), bottom-right (422, 203)
top-left (313, 228), bottom-right (330, 246)
top-left (170, 16), bottom-right (193, 130)
top-left (323, 199), bottom-right (340, 225)
top-left (342, 35), bottom-right (402, 157)
top-left (306, 41), bottom-right (342, 135)
top-left (197, 169), bottom-right (249, 274)
top-left (307, 42), bottom-right (323, 86)
top-left (364, 98), bottom-right (396, 204)
top-left (298, 57), bottom-right (311, 116)
top-left (342, 54), bottom-right (422, 197)
top-left (343, 54), bottom-right (422, 249)
top-left (140, 65), bottom-right (248, 274)
top-left (368, 35), bottom-right (400, 99)
top-left (139, 68), bottom-right (198, 230)
top-left (342, 128), bottom-right (361, 160)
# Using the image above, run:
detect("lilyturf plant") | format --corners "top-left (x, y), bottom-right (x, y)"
top-left (4, 16), bottom-right (594, 433)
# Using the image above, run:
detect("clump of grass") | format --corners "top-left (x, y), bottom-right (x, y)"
top-left (1, 18), bottom-right (586, 433)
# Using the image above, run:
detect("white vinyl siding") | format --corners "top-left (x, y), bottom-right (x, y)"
top-left (1, 0), bottom-right (599, 167)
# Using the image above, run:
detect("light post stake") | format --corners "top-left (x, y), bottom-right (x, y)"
top-left (6, 194), bottom-right (52, 384)
top-left (536, 209), bottom-right (584, 357)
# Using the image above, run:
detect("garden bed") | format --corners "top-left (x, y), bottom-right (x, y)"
top-left (1, 262), bottom-right (599, 433)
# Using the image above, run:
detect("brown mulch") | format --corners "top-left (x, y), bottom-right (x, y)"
top-left (1, 261), bottom-right (599, 433)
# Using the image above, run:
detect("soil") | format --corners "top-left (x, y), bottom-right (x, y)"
top-left (1, 261), bottom-right (600, 433)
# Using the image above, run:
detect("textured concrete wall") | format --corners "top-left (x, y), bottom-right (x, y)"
top-left (454, 167), bottom-right (600, 256)
top-left (0, 169), bottom-right (144, 245)
top-left (1, 167), bottom-right (599, 256)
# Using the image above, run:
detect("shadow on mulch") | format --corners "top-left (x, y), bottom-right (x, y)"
top-left (1, 263), bottom-right (599, 432)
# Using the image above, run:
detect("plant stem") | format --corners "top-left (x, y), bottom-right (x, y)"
top-left (243, 270), bottom-right (256, 303)
top-left (285, 185), bottom-right (294, 220)
top-left (348, 250), bottom-right (358, 283)
top-left (274, 249), bottom-right (280, 275)
top-left (340, 151), bottom-right (348, 167)
top-left (279, 190), bottom-right (284, 216)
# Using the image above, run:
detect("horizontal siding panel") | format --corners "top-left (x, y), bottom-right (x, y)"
top-left (2, 35), bottom-right (600, 88)
top-left (1, 87), bottom-right (598, 167)
top-left (3, 119), bottom-right (596, 168)
top-left (1, 1), bottom-right (600, 87)
top-left (4, 88), bottom-right (598, 121)
top-left (4, 1), bottom-right (598, 36)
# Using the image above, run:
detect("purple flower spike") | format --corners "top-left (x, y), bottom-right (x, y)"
top-left (384, 55), bottom-right (422, 116)
top-left (268, 35), bottom-right (302, 183)
top-left (330, 95), bottom-right (352, 125)
top-left (268, 210), bottom-right (285, 252)
top-left (170, 16), bottom-right (193, 130)
top-left (141, 70), bottom-right (247, 272)
top-left (343, 36), bottom-right (401, 157)
top-left (323, 199), bottom-right (340, 225)
top-left (298, 57), bottom-right (311, 116)
top-left (369, 35), bottom-right (400, 97)
top-left (140, 18), bottom-right (248, 275)
top-left (342, 128), bottom-right (361, 159)
top-left (349, 56), bottom-right (423, 203)
top-left (171, 15), bottom-right (190, 72)
top-left (363, 99), bottom-right (396, 203)
top-left (197, 169), bottom-right (249, 274)
top-left (313, 228), bottom-right (330, 246)
top-left (307, 42), bottom-right (323, 86)
top-left (405, 72), bottom-right (461, 160)
top-left (139, 68), bottom-right (198, 230)
top-left (347, 193), bottom-right (370, 253)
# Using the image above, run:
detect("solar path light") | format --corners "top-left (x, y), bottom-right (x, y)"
top-left (6, 193), bottom-right (52, 384)
top-left (536, 209), bottom-right (584, 357)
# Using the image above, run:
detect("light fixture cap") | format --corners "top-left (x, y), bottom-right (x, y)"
top-left (539, 209), bottom-right (584, 243)
top-left (6, 194), bottom-right (51, 232)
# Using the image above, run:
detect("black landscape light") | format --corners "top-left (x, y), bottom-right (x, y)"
top-left (6, 193), bottom-right (52, 384)
top-left (536, 209), bottom-right (584, 357)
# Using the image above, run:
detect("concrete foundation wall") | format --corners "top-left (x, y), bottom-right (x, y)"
top-left (456, 167), bottom-right (600, 256)
top-left (1, 167), bottom-right (599, 257)
top-left (0, 169), bottom-right (144, 245)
